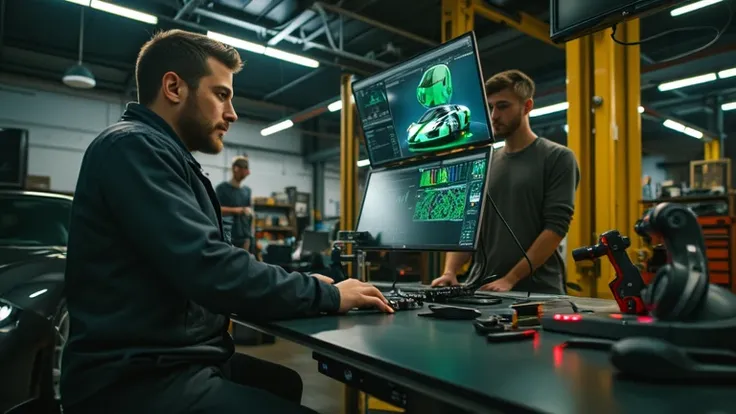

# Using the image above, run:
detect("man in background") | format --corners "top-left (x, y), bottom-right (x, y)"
top-left (216, 155), bottom-right (255, 252)
top-left (432, 69), bottom-right (580, 294)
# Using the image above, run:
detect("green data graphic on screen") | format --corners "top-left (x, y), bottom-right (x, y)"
top-left (355, 149), bottom-right (490, 250)
top-left (352, 32), bottom-right (492, 167)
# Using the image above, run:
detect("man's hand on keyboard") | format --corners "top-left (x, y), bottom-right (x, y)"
top-left (336, 279), bottom-right (395, 313)
top-left (431, 272), bottom-right (460, 287)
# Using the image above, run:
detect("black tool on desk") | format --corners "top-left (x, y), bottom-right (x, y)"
top-left (486, 330), bottom-right (537, 343)
top-left (572, 230), bottom-right (647, 315)
top-left (418, 304), bottom-right (481, 320)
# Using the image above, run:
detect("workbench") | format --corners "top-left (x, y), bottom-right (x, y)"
top-left (232, 286), bottom-right (735, 414)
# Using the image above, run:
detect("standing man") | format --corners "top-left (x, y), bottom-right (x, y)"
top-left (432, 70), bottom-right (580, 294)
top-left (61, 29), bottom-right (392, 414)
top-left (216, 155), bottom-right (255, 252)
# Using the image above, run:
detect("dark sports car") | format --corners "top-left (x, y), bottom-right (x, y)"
top-left (0, 190), bottom-right (70, 413)
top-left (406, 104), bottom-right (471, 150)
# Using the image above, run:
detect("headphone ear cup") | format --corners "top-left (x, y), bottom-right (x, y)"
top-left (647, 265), bottom-right (678, 319)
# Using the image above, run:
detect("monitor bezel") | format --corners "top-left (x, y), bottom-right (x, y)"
top-left (549, 0), bottom-right (681, 44)
top-left (351, 31), bottom-right (494, 169)
top-left (354, 144), bottom-right (494, 252)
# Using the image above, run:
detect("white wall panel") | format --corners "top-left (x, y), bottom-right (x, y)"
top-left (0, 75), bottom-right (312, 197)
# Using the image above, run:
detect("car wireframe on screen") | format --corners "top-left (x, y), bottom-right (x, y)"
top-left (407, 104), bottom-right (471, 150)
top-left (0, 190), bottom-right (71, 413)
top-left (416, 64), bottom-right (453, 108)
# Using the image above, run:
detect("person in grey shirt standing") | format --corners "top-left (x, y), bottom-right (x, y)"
top-left (432, 69), bottom-right (580, 294)
top-left (215, 156), bottom-right (255, 252)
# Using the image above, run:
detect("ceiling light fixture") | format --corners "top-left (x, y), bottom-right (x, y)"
top-left (529, 102), bottom-right (569, 117)
top-left (260, 120), bottom-right (294, 136)
top-left (208, 31), bottom-right (319, 68)
top-left (721, 101), bottom-right (736, 111)
top-left (356, 159), bottom-right (370, 167)
top-left (670, 0), bottom-right (723, 16)
top-left (658, 73), bottom-right (717, 91)
top-left (663, 119), bottom-right (704, 139)
top-left (65, 0), bottom-right (158, 24)
top-left (327, 100), bottom-right (342, 112)
top-left (717, 67), bottom-right (736, 79)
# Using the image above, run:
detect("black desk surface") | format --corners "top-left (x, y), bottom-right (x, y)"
top-left (234, 291), bottom-right (736, 414)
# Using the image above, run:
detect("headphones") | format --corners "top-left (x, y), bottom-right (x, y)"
top-left (611, 203), bottom-right (736, 381)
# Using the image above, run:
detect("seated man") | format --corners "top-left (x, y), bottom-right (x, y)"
top-left (60, 29), bottom-right (392, 414)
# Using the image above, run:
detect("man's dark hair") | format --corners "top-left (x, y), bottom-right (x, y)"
top-left (135, 29), bottom-right (243, 106)
top-left (485, 69), bottom-right (535, 102)
top-left (232, 156), bottom-right (249, 169)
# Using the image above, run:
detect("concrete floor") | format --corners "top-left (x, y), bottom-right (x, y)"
top-left (236, 339), bottom-right (344, 414)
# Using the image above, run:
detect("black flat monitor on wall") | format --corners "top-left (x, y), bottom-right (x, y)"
top-left (0, 128), bottom-right (29, 189)
top-left (352, 31), bottom-right (493, 168)
top-left (355, 146), bottom-right (492, 251)
top-left (550, 0), bottom-right (683, 43)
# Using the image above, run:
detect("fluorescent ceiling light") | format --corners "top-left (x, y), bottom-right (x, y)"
top-left (492, 141), bottom-right (505, 149)
top-left (658, 73), bottom-right (717, 91)
top-left (208, 31), bottom-right (265, 54)
top-left (721, 101), bottom-right (736, 111)
top-left (638, 106), bottom-right (645, 113)
top-left (65, 0), bottom-right (158, 24)
top-left (327, 100), bottom-right (342, 112)
top-left (261, 120), bottom-right (294, 136)
top-left (718, 67), bottom-right (736, 79)
top-left (207, 31), bottom-right (318, 68)
top-left (663, 119), bottom-right (703, 139)
top-left (264, 48), bottom-right (319, 68)
top-left (529, 102), bottom-right (569, 117)
top-left (356, 159), bottom-right (371, 167)
top-left (671, 0), bottom-right (723, 16)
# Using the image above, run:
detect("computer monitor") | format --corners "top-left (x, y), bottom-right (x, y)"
top-left (352, 31), bottom-right (493, 168)
top-left (301, 230), bottom-right (331, 255)
top-left (355, 146), bottom-right (492, 251)
top-left (550, 0), bottom-right (682, 43)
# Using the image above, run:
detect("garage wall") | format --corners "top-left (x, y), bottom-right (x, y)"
top-left (0, 74), bottom-right (312, 197)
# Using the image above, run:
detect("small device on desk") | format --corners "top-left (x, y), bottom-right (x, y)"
top-left (544, 203), bottom-right (736, 381)
top-left (571, 230), bottom-right (647, 315)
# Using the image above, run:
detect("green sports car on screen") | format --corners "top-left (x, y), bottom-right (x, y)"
top-left (407, 104), bottom-right (471, 150)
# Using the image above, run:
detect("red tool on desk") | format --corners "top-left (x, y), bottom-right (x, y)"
top-left (572, 230), bottom-right (648, 315)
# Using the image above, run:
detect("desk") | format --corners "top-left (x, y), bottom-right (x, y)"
top-left (232, 291), bottom-right (734, 414)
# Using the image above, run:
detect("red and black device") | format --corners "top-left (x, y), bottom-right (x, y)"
top-left (571, 230), bottom-right (648, 315)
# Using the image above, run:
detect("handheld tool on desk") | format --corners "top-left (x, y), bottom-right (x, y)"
top-left (572, 230), bottom-right (647, 315)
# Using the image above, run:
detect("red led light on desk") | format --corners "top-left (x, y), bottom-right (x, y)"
top-left (553, 314), bottom-right (581, 322)
top-left (552, 313), bottom-right (655, 324)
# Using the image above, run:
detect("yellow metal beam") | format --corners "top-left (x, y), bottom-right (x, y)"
top-left (705, 140), bottom-right (721, 161)
top-left (340, 73), bottom-right (357, 234)
top-left (471, 0), bottom-right (562, 49)
top-left (442, 0), bottom-right (473, 42)
top-left (623, 20), bottom-right (644, 270)
top-left (565, 35), bottom-right (594, 297)
top-left (588, 20), bottom-right (642, 299)
top-left (339, 73), bottom-right (360, 414)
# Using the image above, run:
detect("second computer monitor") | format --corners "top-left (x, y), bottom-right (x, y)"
top-left (352, 32), bottom-right (492, 168)
top-left (355, 147), bottom-right (492, 251)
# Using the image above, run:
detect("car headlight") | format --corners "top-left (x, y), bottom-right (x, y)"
top-left (0, 301), bottom-right (18, 331)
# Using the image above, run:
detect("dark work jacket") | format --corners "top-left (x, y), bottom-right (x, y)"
top-left (60, 103), bottom-right (340, 408)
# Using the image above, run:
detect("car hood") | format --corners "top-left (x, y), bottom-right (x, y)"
top-left (0, 246), bottom-right (66, 267)
top-left (0, 246), bottom-right (66, 299)
top-left (408, 113), bottom-right (451, 140)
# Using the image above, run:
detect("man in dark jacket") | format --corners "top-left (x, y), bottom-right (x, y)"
top-left (60, 29), bottom-right (392, 414)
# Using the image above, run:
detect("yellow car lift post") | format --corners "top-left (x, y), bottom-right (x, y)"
top-left (567, 21), bottom-right (643, 298)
